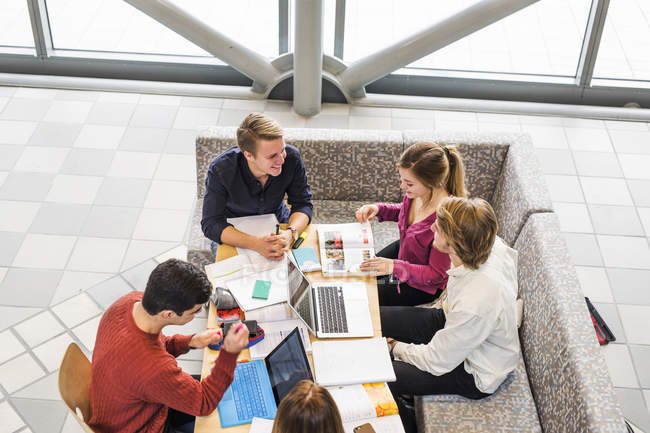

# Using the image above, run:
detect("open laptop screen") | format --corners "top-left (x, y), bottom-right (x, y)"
top-left (265, 327), bottom-right (313, 404)
top-left (286, 256), bottom-right (315, 331)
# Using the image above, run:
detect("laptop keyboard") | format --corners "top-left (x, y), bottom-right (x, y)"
top-left (317, 285), bottom-right (348, 334)
top-left (232, 363), bottom-right (269, 420)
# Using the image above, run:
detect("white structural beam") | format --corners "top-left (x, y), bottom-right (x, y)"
top-left (337, 0), bottom-right (540, 97)
top-left (293, 0), bottom-right (324, 116)
top-left (122, 0), bottom-right (280, 93)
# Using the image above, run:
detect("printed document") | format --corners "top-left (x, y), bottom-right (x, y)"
top-left (317, 222), bottom-right (375, 276)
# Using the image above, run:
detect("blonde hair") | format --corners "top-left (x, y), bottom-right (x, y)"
top-left (436, 197), bottom-right (497, 269)
top-left (399, 142), bottom-right (467, 203)
top-left (237, 113), bottom-right (284, 155)
top-left (271, 380), bottom-right (345, 433)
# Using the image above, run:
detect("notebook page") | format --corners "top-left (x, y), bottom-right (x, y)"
top-left (249, 417), bottom-right (274, 433)
top-left (343, 415), bottom-right (405, 433)
top-left (327, 384), bottom-right (376, 422)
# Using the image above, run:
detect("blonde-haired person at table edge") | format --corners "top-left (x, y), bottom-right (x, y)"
top-left (357, 142), bottom-right (466, 306)
top-left (271, 380), bottom-right (344, 433)
top-left (380, 197), bottom-right (520, 433)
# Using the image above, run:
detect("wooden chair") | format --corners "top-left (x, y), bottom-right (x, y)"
top-left (58, 342), bottom-right (97, 433)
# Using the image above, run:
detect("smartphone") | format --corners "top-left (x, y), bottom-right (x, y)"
top-left (222, 320), bottom-right (257, 336)
top-left (353, 423), bottom-right (376, 433)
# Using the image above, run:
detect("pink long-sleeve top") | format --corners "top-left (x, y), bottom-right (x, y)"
top-left (376, 196), bottom-right (451, 295)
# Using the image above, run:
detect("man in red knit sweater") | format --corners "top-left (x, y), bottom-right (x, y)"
top-left (88, 258), bottom-right (249, 433)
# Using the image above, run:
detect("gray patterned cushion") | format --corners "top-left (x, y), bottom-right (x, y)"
top-left (285, 129), bottom-right (403, 202)
top-left (514, 213), bottom-right (625, 433)
top-left (195, 127), bottom-right (403, 202)
top-left (415, 356), bottom-right (542, 433)
top-left (492, 134), bottom-right (553, 246)
top-left (187, 199), bottom-right (213, 269)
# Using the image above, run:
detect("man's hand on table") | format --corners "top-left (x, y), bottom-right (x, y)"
top-left (222, 321), bottom-right (250, 354)
top-left (255, 233), bottom-right (290, 260)
top-left (189, 328), bottom-right (223, 349)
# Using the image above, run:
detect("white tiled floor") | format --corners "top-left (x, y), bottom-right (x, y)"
top-left (0, 84), bottom-right (649, 432)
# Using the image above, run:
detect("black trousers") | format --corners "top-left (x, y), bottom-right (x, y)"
top-left (163, 375), bottom-right (201, 433)
top-left (376, 240), bottom-right (440, 307)
top-left (381, 306), bottom-right (490, 433)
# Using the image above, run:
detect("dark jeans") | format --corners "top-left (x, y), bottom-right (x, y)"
top-left (210, 240), bottom-right (219, 259)
top-left (381, 306), bottom-right (490, 433)
top-left (163, 375), bottom-right (201, 433)
top-left (376, 240), bottom-right (440, 306)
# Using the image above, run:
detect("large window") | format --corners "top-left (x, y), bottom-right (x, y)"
top-left (344, 0), bottom-right (591, 77)
top-left (0, 0), bottom-right (35, 49)
top-left (593, 0), bottom-right (650, 81)
top-left (46, 0), bottom-right (279, 58)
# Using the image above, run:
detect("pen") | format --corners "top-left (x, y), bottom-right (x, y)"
top-left (275, 224), bottom-right (279, 235)
top-left (292, 231), bottom-right (308, 249)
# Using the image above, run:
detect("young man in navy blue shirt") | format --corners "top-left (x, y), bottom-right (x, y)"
top-left (201, 113), bottom-right (313, 260)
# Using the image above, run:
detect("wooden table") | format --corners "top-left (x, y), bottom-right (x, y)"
top-left (194, 224), bottom-right (381, 433)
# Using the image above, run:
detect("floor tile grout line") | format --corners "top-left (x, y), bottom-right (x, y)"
top-left (604, 127), bottom-right (650, 242)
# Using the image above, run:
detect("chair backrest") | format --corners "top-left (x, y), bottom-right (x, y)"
top-left (59, 342), bottom-right (96, 433)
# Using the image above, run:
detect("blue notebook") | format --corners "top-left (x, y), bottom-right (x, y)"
top-left (292, 247), bottom-right (322, 273)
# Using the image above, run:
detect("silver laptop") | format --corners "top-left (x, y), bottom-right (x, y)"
top-left (286, 254), bottom-right (373, 338)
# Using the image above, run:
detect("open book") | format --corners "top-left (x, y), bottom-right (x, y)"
top-left (329, 383), bottom-right (404, 432)
top-left (317, 222), bottom-right (376, 276)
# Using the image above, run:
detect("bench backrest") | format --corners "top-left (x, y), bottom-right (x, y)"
top-left (195, 128), bottom-right (551, 245)
top-left (515, 213), bottom-right (625, 433)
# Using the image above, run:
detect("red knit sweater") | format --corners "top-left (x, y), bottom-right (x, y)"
top-left (88, 292), bottom-right (237, 433)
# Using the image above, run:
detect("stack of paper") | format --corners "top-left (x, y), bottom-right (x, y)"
top-left (312, 338), bottom-right (396, 386)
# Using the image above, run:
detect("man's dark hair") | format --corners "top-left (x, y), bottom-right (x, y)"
top-left (142, 259), bottom-right (212, 316)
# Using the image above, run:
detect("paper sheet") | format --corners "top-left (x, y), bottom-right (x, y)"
top-left (225, 256), bottom-right (289, 311)
top-left (244, 302), bottom-right (294, 323)
top-left (249, 417), bottom-right (274, 433)
top-left (227, 214), bottom-right (283, 272)
top-left (327, 384), bottom-right (376, 422)
top-left (343, 415), bottom-right (406, 433)
top-left (249, 319), bottom-right (312, 359)
top-left (312, 338), bottom-right (396, 386)
top-left (204, 254), bottom-right (256, 287)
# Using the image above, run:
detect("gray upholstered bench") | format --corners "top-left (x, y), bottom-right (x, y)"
top-left (189, 128), bottom-right (624, 432)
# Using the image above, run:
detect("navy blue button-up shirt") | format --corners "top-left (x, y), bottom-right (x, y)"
top-left (201, 145), bottom-right (313, 243)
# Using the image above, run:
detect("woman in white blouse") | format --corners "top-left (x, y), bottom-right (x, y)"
top-left (381, 197), bottom-right (520, 433)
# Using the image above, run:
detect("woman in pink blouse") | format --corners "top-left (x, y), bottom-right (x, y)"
top-left (357, 142), bottom-right (466, 306)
